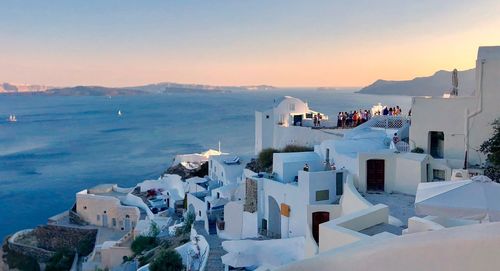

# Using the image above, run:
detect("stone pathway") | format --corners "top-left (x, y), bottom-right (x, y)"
top-left (193, 221), bottom-right (225, 271)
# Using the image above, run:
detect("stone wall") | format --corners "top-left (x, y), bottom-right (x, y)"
top-left (31, 225), bottom-right (97, 253)
top-left (8, 225), bottom-right (97, 263)
top-left (244, 178), bottom-right (258, 213)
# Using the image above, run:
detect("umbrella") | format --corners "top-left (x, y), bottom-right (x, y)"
top-left (415, 177), bottom-right (500, 221)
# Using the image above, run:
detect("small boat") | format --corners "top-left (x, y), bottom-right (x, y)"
top-left (8, 114), bottom-right (17, 122)
top-left (118, 110), bottom-right (122, 116)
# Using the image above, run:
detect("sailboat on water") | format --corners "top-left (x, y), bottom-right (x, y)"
top-left (8, 114), bottom-right (17, 122)
top-left (118, 110), bottom-right (122, 116)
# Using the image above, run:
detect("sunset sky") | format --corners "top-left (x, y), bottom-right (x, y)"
top-left (2, 0), bottom-right (500, 88)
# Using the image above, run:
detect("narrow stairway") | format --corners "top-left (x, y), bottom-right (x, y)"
top-left (193, 221), bottom-right (225, 271)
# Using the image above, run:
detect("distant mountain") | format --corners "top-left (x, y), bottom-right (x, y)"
top-left (357, 69), bottom-right (476, 96)
top-left (8, 86), bottom-right (148, 96)
top-left (0, 82), bottom-right (52, 93)
top-left (0, 82), bottom-right (277, 96)
top-left (127, 82), bottom-right (276, 93)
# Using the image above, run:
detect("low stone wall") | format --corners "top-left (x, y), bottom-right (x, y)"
top-left (8, 230), bottom-right (56, 262)
top-left (30, 225), bottom-right (97, 253)
top-left (8, 225), bottom-right (97, 262)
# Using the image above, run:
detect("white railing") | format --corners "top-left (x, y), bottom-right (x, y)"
top-left (395, 141), bottom-right (410, 153)
top-left (354, 115), bottom-right (410, 131)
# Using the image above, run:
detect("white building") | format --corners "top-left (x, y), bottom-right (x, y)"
top-left (255, 96), bottom-right (339, 154)
top-left (410, 46), bottom-right (500, 179)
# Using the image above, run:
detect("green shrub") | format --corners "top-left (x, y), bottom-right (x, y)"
top-left (3, 241), bottom-right (40, 271)
top-left (76, 235), bottom-right (95, 256)
top-left (281, 145), bottom-right (314, 153)
top-left (45, 250), bottom-right (74, 271)
top-left (480, 119), bottom-right (500, 181)
top-left (256, 145), bottom-right (313, 172)
top-left (149, 249), bottom-right (184, 271)
top-left (149, 221), bottom-right (160, 238)
top-left (257, 148), bottom-right (279, 171)
top-left (176, 211), bottom-right (195, 236)
top-left (131, 236), bottom-right (158, 255)
top-left (411, 147), bottom-right (424, 153)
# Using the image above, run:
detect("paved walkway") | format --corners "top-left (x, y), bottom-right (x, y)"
top-left (193, 221), bottom-right (225, 271)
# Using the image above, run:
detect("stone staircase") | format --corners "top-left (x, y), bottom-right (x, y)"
top-left (193, 221), bottom-right (225, 271)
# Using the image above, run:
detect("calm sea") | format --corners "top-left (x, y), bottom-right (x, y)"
top-left (0, 90), bottom-right (410, 238)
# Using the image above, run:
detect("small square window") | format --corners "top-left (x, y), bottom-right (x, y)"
top-left (315, 190), bottom-right (329, 201)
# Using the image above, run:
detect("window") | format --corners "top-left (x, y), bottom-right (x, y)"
top-left (198, 210), bottom-right (201, 217)
top-left (266, 115), bottom-right (270, 119)
top-left (289, 103), bottom-right (295, 111)
top-left (112, 218), bottom-right (117, 227)
top-left (315, 190), bottom-right (330, 201)
top-left (433, 169), bottom-right (446, 181)
top-left (217, 192), bottom-right (220, 199)
top-left (103, 210), bottom-right (107, 214)
top-left (125, 214), bottom-right (130, 218)
top-left (97, 215), bottom-right (100, 221)
top-left (83, 206), bottom-right (87, 210)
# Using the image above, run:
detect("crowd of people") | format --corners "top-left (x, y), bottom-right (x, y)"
top-left (336, 105), bottom-right (405, 129)
top-left (373, 105), bottom-right (403, 116)
top-left (336, 109), bottom-right (372, 129)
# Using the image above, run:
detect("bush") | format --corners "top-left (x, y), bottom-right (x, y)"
top-left (480, 119), bottom-right (500, 181)
top-left (411, 147), bottom-right (424, 153)
top-left (131, 236), bottom-right (158, 255)
top-left (255, 145), bottom-right (313, 173)
top-left (257, 148), bottom-right (279, 171)
top-left (76, 235), bottom-right (95, 256)
top-left (45, 250), bottom-right (74, 271)
top-left (3, 241), bottom-right (40, 271)
top-left (281, 145), bottom-right (314, 153)
top-left (149, 249), bottom-right (184, 271)
top-left (149, 221), bottom-right (160, 238)
top-left (176, 211), bottom-right (195, 236)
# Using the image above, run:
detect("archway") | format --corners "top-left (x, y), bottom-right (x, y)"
top-left (268, 196), bottom-right (281, 238)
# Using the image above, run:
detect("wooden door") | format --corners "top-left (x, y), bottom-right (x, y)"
top-left (367, 159), bottom-right (385, 191)
top-left (312, 212), bottom-right (330, 244)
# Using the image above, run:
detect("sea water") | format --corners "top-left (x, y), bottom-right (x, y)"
top-left (0, 90), bottom-right (410, 238)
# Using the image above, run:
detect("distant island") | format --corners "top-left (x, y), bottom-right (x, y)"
top-left (0, 82), bottom-right (276, 96)
top-left (358, 68), bottom-right (476, 96)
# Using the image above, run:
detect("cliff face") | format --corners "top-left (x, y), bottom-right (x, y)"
top-left (163, 161), bottom-right (208, 180)
top-left (358, 68), bottom-right (476, 96)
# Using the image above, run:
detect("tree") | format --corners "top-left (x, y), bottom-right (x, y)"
top-left (149, 249), bottom-right (184, 271)
top-left (149, 221), bottom-right (160, 238)
top-left (131, 236), bottom-right (158, 255)
top-left (480, 119), bottom-right (500, 181)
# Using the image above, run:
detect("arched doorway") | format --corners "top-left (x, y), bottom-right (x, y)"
top-left (367, 159), bottom-right (385, 191)
top-left (268, 196), bottom-right (281, 238)
top-left (312, 212), bottom-right (330, 244)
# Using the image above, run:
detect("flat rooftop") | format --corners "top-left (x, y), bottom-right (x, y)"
top-left (362, 192), bottom-right (416, 227)
top-left (359, 223), bottom-right (403, 236)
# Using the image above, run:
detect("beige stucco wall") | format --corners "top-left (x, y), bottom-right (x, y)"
top-left (76, 191), bottom-right (140, 231)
